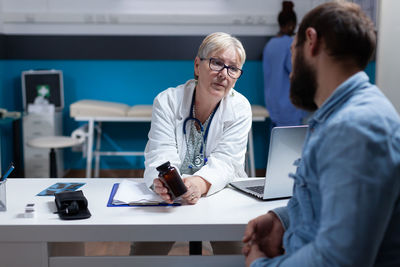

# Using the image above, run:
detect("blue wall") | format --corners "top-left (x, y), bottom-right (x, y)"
top-left (0, 59), bottom-right (376, 173)
top-left (2, 59), bottom-right (270, 172)
top-left (0, 60), bottom-right (15, 173)
top-left (365, 61), bottom-right (375, 84)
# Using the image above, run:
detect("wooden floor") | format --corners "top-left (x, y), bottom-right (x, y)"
top-left (51, 241), bottom-right (213, 256)
top-left (84, 241), bottom-right (213, 256)
top-left (64, 169), bottom-right (145, 178)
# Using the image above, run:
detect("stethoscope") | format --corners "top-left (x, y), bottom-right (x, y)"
top-left (183, 90), bottom-right (220, 169)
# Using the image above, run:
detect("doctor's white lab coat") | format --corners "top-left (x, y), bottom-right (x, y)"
top-left (144, 79), bottom-right (252, 196)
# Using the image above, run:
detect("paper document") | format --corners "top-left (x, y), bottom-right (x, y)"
top-left (112, 179), bottom-right (165, 205)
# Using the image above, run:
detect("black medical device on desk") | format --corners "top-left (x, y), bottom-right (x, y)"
top-left (54, 190), bottom-right (91, 220)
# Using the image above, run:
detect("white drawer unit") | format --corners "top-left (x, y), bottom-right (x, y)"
top-left (23, 112), bottom-right (64, 178)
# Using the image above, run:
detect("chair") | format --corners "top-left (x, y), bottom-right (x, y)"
top-left (27, 135), bottom-right (84, 178)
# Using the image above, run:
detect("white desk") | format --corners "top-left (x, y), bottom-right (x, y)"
top-left (74, 105), bottom-right (269, 178)
top-left (0, 178), bottom-right (286, 267)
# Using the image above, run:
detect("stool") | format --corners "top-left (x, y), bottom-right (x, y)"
top-left (27, 136), bottom-right (84, 178)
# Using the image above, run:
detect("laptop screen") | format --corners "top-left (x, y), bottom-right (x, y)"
top-left (229, 125), bottom-right (308, 200)
top-left (262, 125), bottom-right (308, 199)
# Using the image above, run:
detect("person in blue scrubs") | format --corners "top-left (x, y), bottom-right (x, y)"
top-left (243, 2), bottom-right (400, 267)
top-left (263, 1), bottom-right (307, 126)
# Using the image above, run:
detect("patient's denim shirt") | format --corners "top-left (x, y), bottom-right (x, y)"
top-left (252, 72), bottom-right (400, 267)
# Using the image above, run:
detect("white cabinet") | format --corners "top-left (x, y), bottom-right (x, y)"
top-left (22, 112), bottom-right (64, 178)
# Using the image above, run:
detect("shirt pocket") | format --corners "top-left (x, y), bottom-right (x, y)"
top-left (289, 171), bottom-right (316, 224)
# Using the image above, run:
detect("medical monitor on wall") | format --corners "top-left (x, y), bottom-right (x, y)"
top-left (21, 70), bottom-right (64, 112)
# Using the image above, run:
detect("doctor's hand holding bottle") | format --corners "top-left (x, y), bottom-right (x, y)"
top-left (153, 175), bottom-right (210, 205)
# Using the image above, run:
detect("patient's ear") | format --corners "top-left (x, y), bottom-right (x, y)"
top-left (305, 27), bottom-right (320, 56)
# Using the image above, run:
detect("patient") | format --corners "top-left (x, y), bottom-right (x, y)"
top-left (131, 32), bottom-right (252, 255)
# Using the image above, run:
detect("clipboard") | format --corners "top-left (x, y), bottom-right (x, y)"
top-left (107, 183), bottom-right (181, 207)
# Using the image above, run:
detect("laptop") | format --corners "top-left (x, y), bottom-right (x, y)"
top-left (230, 125), bottom-right (308, 200)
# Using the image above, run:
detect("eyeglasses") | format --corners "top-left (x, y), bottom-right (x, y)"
top-left (200, 57), bottom-right (243, 79)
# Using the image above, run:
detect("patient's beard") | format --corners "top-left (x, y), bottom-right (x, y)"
top-left (290, 49), bottom-right (318, 112)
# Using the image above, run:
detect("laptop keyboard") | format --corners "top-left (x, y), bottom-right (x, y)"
top-left (246, 185), bottom-right (264, 194)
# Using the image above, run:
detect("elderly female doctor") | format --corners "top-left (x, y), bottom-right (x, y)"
top-left (144, 32), bottom-right (252, 204)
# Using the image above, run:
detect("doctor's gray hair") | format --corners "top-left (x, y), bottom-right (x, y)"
top-left (196, 32), bottom-right (246, 74)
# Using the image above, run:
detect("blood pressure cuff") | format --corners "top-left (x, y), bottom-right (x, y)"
top-left (54, 190), bottom-right (91, 220)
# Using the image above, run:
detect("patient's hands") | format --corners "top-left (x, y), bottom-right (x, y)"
top-left (152, 176), bottom-right (210, 205)
top-left (242, 211), bottom-right (285, 266)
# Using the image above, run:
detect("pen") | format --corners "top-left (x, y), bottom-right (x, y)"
top-left (0, 163), bottom-right (15, 182)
